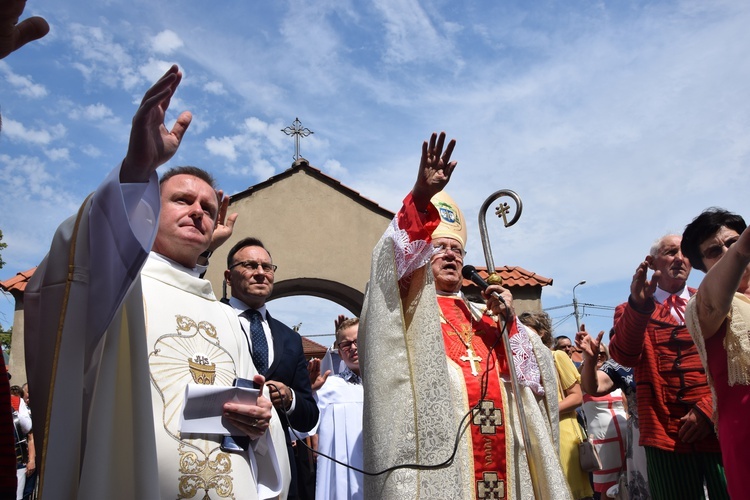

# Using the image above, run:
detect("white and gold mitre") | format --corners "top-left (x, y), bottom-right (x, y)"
top-left (430, 191), bottom-right (467, 247)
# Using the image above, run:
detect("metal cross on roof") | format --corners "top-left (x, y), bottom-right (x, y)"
top-left (281, 117), bottom-right (314, 161)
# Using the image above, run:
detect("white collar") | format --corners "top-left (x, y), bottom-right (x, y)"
top-left (150, 251), bottom-right (203, 278)
top-left (227, 296), bottom-right (268, 319)
top-left (653, 285), bottom-right (689, 304)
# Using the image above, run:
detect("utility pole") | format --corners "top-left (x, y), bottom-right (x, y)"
top-left (573, 280), bottom-right (586, 331)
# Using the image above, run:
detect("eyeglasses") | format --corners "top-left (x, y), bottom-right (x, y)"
top-left (702, 236), bottom-right (739, 260)
top-left (598, 351), bottom-right (606, 359)
top-left (432, 243), bottom-right (465, 258)
top-left (556, 344), bottom-right (573, 351)
top-left (338, 339), bottom-right (358, 352)
top-left (229, 260), bottom-right (278, 274)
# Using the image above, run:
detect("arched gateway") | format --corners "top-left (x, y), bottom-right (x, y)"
top-left (202, 158), bottom-right (394, 317)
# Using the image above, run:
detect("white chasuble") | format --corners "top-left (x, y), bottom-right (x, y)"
top-left (360, 215), bottom-right (570, 499)
top-left (141, 256), bottom-right (290, 500)
top-left (25, 166), bottom-right (289, 500)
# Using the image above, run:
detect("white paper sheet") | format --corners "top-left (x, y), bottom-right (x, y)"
top-left (179, 383), bottom-right (260, 435)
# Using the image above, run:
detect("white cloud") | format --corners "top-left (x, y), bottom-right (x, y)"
top-left (203, 81), bottom-right (226, 95)
top-left (1, 119), bottom-right (66, 146)
top-left (322, 159), bottom-right (346, 177)
top-left (0, 61), bottom-right (48, 99)
top-left (81, 145), bottom-right (103, 158)
top-left (373, 0), bottom-right (456, 65)
top-left (139, 58), bottom-right (176, 85)
top-left (205, 136), bottom-right (238, 161)
top-left (68, 23), bottom-right (141, 90)
top-left (45, 148), bottom-right (70, 161)
top-left (69, 103), bottom-right (115, 121)
top-left (251, 158), bottom-right (276, 180)
top-left (151, 30), bottom-right (184, 55)
top-left (0, 154), bottom-right (57, 200)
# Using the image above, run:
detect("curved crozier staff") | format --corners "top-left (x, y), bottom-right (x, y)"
top-left (476, 189), bottom-right (543, 499)
top-left (478, 189), bottom-right (523, 284)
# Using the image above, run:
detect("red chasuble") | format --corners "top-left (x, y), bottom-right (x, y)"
top-left (438, 294), bottom-right (511, 498)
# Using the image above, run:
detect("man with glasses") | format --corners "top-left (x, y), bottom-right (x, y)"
top-left (313, 317), bottom-right (364, 499)
top-left (224, 237), bottom-right (319, 499)
top-left (608, 234), bottom-right (727, 499)
top-left (361, 132), bottom-right (568, 499)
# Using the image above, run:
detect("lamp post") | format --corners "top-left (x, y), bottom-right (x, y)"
top-left (573, 280), bottom-right (586, 331)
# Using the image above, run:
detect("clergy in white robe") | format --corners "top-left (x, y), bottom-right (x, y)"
top-left (360, 132), bottom-right (570, 499)
top-left (23, 65), bottom-right (290, 500)
top-left (314, 318), bottom-right (364, 500)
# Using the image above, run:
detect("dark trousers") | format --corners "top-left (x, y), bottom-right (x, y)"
top-left (645, 446), bottom-right (728, 500)
top-left (293, 437), bottom-right (317, 500)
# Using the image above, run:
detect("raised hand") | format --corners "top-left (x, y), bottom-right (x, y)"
top-left (121, 64), bottom-right (192, 183)
top-left (0, 0), bottom-right (49, 60)
top-left (575, 325), bottom-right (604, 361)
top-left (333, 314), bottom-right (347, 334)
top-left (630, 260), bottom-right (660, 310)
top-left (207, 190), bottom-right (238, 252)
top-left (412, 131), bottom-right (457, 210)
top-left (307, 358), bottom-right (331, 392)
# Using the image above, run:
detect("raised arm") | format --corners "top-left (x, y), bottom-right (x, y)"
top-left (411, 131), bottom-right (457, 210)
top-left (0, 0), bottom-right (49, 59)
top-left (609, 260), bottom-right (658, 366)
top-left (695, 227), bottom-right (750, 338)
top-left (392, 132), bottom-right (458, 288)
top-left (120, 64), bottom-right (192, 183)
top-left (575, 328), bottom-right (615, 396)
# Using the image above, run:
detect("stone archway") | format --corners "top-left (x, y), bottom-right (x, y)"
top-left (271, 277), bottom-right (364, 317)
top-left (203, 159), bottom-right (394, 324)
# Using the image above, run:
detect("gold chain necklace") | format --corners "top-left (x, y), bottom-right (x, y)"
top-left (439, 301), bottom-right (483, 376)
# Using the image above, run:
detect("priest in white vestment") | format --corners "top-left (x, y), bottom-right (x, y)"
top-left (23, 65), bottom-right (290, 500)
top-left (314, 317), bottom-right (364, 500)
top-left (360, 132), bottom-right (570, 499)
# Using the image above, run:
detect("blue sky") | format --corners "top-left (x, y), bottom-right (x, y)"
top-left (2, 0), bottom-right (749, 347)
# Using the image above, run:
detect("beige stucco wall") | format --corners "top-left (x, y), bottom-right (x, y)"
top-left (204, 167), bottom-right (393, 314)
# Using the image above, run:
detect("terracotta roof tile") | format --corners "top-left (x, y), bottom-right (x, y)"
top-left (301, 336), bottom-right (328, 359)
top-left (0, 268), bottom-right (37, 294)
top-left (461, 265), bottom-right (552, 288)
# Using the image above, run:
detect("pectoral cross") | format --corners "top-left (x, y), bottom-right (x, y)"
top-left (460, 347), bottom-right (483, 376)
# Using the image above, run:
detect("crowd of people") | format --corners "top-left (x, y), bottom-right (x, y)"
top-left (4, 1), bottom-right (750, 499)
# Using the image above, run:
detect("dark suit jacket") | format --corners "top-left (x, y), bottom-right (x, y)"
top-left (264, 311), bottom-right (319, 434)
top-left (264, 311), bottom-right (319, 499)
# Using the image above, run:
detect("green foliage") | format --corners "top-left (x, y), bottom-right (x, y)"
top-left (0, 229), bottom-right (6, 269)
top-left (0, 324), bottom-right (11, 353)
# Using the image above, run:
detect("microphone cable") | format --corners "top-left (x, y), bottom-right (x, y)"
top-left (265, 294), bottom-right (514, 477)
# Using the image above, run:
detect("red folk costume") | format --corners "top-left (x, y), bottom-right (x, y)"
top-left (609, 290), bottom-right (719, 454)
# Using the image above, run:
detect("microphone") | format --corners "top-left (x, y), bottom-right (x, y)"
top-left (462, 265), bottom-right (504, 302)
